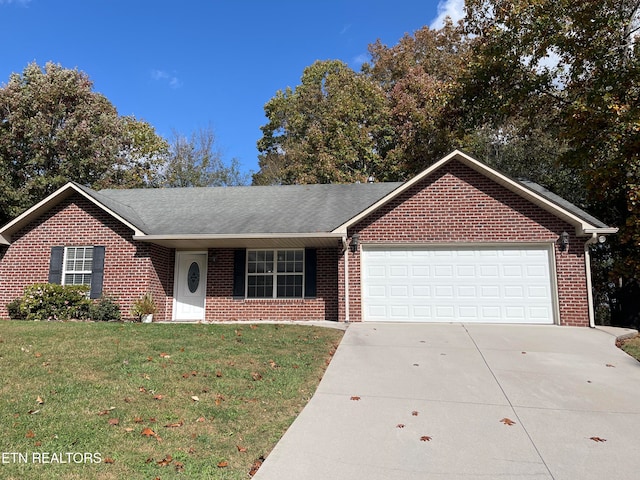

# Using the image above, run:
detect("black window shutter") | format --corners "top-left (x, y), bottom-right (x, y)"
top-left (305, 248), bottom-right (317, 298)
top-left (48, 246), bottom-right (64, 284)
top-left (232, 249), bottom-right (246, 297)
top-left (89, 246), bottom-right (105, 299)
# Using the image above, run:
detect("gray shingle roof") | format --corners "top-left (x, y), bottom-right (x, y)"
top-left (92, 183), bottom-right (404, 235)
top-left (518, 180), bottom-right (609, 229)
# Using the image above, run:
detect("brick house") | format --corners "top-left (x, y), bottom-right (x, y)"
top-left (0, 151), bottom-right (616, 326)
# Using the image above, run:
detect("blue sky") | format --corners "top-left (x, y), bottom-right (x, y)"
top-left (0, 0), bottom-right (464, 177)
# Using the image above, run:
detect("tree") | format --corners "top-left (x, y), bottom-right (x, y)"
top-left (254, 60), bottom-right (396, 185)
top-left (160, 126), bottom-right (247, 187)
top-left (0, 62), bottom-right (167, 224)
top-left (116, 116), bottom-right (169, 188)
top-left (463, 0), bottom-right (640, 324)
top-left (364, 20), bottom-right (472, 175)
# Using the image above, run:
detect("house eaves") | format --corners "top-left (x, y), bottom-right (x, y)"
top-left (333, 150), bottom-right (618, 237)
top-left (0, 182), bottom-right (146, 245)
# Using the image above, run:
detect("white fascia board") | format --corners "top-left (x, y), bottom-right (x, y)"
top-left (333, 150), bottom-right (606, 235)
top-left (133, 232), bottom-right (346, 249)
top-left (0, 182), bottom-right (144, 245)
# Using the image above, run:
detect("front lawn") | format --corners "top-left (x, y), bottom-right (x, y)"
top-left (0, 321), bottom-right (343, 479)
top-left (620, 334), bottom-right (640, 361)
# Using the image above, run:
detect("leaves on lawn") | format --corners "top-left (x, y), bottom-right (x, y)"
top-left (36, 396), bottom-right (44, 405)
top-left (25, 430), bottom-right (35, 438)
top-left (164, 420), bottom-right (184, 428)
top-left (153, 394), bottom-right (164, 400)
top-left (98, 407), bottom-right (116, 416)
top-left (191, 395), bottom-right (200, 402)
top-left (251, 372), bottom-right (263, 381)
top-left (159, 352), bottom-right (170, 358)
top-left (157, 454), bottom-right (172, 466)
top-left (217, 460), bottom-right (229, 468)
top-left (249, 456), bottom-right (265, 477)
top-left (108, 418), bottom-right (120, 426)
top-left (500, 418), bottom-right (516, 426)
top-left (237, 445), bottom-right (248, 452)
top-left (590, 436), bottom-right (607, 442)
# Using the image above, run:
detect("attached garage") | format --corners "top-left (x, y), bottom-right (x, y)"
top-left (362, 245), bottom-right (557, 324)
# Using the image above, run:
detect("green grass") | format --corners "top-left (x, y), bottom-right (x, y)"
top-left (0, 321), bottom-right (343, 479)
top-left (620, 335), bottom-right (640, 362)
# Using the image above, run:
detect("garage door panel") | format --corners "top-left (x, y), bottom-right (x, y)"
top-left (362, 246), bottom-right (555, 324)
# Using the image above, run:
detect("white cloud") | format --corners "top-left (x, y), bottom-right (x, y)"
top-left (430, 0), bottom-right (465, 29)
top-left (151, 69), bottom-right (182, 89)
top-left (0, 0), bottom-right (31, 5)
top-left (351, 53), bottom-right (370, 69)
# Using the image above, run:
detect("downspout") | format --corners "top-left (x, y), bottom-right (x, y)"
top-left (342, 236), bottom-right (350, 323)
top-left (584, 233), bottom-right (598, 328)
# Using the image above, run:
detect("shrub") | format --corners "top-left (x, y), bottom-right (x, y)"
top-left (18, 283), bottom-right (91, 321)
top-left (90, 296), bottom-right (121, 322)
top-left (6, 298), bottom-right (26, 320)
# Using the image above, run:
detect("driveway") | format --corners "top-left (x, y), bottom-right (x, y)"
top-left (253, 323), bottom-right (640, 480)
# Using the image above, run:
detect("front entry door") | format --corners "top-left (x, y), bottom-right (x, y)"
top-left (174, 252), bottom-right (207, 321)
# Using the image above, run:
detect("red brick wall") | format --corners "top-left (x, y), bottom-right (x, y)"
top-left (203, 248), bottom-right (339, 321)
top-left (0, 194), bottom-right (170, 321)
top-left (339, 160), bottom-right (590, 326)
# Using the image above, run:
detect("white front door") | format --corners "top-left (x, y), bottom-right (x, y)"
top-left (174, 252), bottom-right (207, 321)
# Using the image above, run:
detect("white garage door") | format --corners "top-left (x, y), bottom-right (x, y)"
top-left (362, 246), bottom-right (555, 324)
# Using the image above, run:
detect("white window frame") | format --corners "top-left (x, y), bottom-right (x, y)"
top-left (62, 246), bottom-right (94, 287)
top-left (246, 249), bottom-right (305, 299)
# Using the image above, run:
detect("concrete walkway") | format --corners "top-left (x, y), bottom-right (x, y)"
top-left (253, 323), bottom-right (640, 480)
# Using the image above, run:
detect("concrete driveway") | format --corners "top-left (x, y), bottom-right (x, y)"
top-left (254, 323), bottom-right (640, 480)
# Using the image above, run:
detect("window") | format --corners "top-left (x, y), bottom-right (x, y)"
top-left (63, 246), bottom-right (94, 286)
top-left (247, 249), bottom-right (304, 298)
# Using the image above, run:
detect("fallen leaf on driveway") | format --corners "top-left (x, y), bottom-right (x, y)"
top-left (396, 424), bottom-right (405, 428)
top-left (350, 396), bottom-right (361, 401)
top-left (500, 418), bottom-right (516, 426)
top-left (420, 436), bottom-right (432, 442)
top-left (590, 436), bottom-right (607, 442)
top-left (605, 364), bottom-right (615, 368)
top-left (412, 411), bottom-right (419, 416)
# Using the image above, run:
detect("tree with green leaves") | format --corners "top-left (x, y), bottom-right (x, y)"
top-left (463, 0), bottom-right (640, 304)
top-left (255, 60), bottom-right (396, 185)
top-left (0, 62), bottom-right (167, 224)
top-left (160, 126), bottom-right (248, 187)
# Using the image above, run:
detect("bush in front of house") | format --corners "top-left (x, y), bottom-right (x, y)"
top-left (89, 295), bottom-right (121, 321)
top-left (8, 283), bottom-right (91, 321)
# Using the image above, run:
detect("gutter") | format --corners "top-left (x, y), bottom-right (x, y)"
top-left (584, 233), bottom-right (599, 328)
top-left (342, 236), bottom-right (350, 323)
